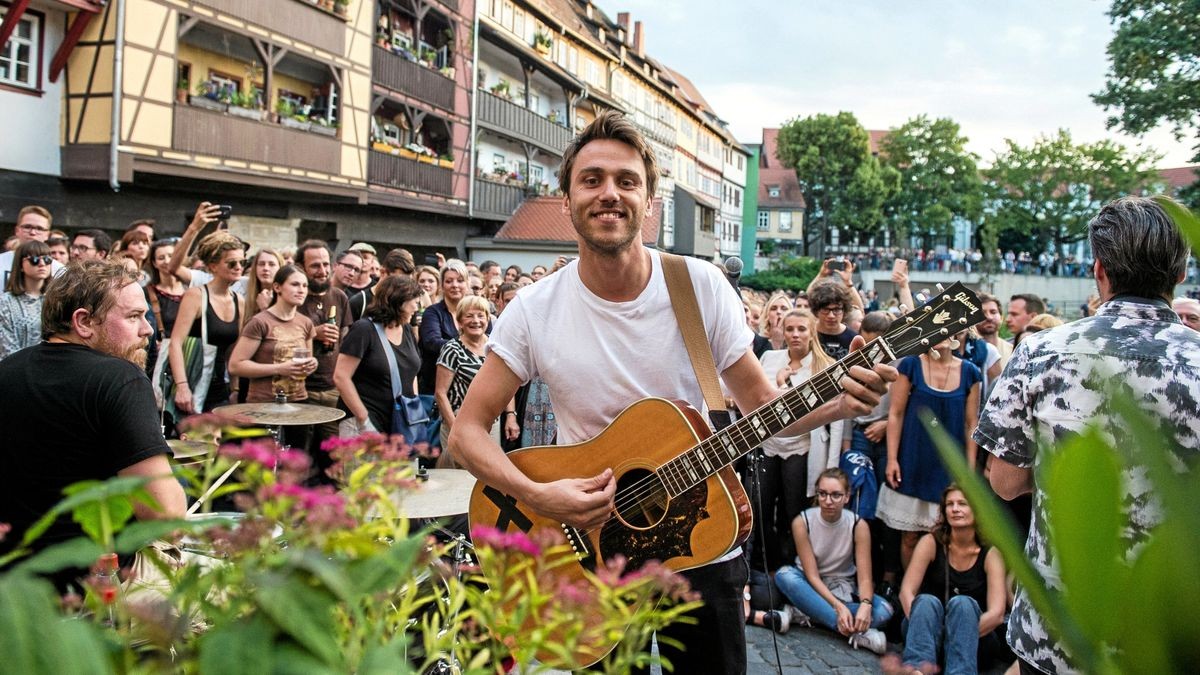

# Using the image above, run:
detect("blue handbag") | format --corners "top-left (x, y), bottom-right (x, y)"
top-left (373, 322), bottom-right (437, 446)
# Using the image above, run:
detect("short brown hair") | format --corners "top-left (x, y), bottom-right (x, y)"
top-left (383, 248), bottom-right (415, 275)
top-left (42, 259), bottom-right (139, 340)
top-left (17, 205), bottom-right (52, 227)
top-left (194, 231), bottom-right (243, 266)
top-left (559, 110), bottom-right (658, 196)
top-left (364, 275), bottom-right (421, 326)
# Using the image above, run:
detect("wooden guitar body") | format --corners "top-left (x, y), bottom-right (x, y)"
top-left (470, 397), bottom-right (752, 577)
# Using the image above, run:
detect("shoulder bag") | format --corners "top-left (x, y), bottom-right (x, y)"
top-left (160, 286), bottom-right (218, 422)
top-left (373, 321), bottom-right (435, 446)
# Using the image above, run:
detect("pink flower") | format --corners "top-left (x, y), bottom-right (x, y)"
top-left (0, 522), bottom-right (10, 542)
top-left (472, 525), bottom-right (541, 556)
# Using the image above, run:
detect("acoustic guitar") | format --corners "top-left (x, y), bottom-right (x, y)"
top-left (468, 282), bottom-right (984, 666)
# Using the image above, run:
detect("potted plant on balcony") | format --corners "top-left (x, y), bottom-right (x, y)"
top-left (438, 153), bottom-right (453, 169)
top-left (419, 48), bottom-right (437, 68)
top-left (491, 165), bottom-right (507, 182)
top-left (189, 81), bottom-right (227, 112)
top-left (489, 79), bottom-right (510, 100)
top-left (400, 143), bottom-right (421, 161)
top-left (334, 0), bottom-right (350, 17)
top-left (228, 90), bottom-right (264, 121)
top-left (533, 30), bottom-right (552, 56)
top-left (439, 65), bottom-right (455, 79)
top-left (176, 77), bottom-right (188, 104)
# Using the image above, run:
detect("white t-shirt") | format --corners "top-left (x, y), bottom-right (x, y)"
top-left (488, 248), bottom-right (753, 446)
top-left (0, 250), bottom-right (65, 287)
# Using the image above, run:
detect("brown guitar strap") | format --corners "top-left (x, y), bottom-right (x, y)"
top-left (661, 253), bottom-right (731, 430)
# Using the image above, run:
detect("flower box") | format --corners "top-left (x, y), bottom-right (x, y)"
top-left (438, 158), bottom-right (453, 169)
top-left (189, 95), bottom-right (227, 113)
top-left (281, 117), bottom-right (311, 132)
top-left (310, 124), bottom-right (338, 137)
top-left (398, 148), bottom-right (418, 160)
top-left (417, 154), bottom-right (436, 164)
top-left (228, 105), bottom-right (265, 121)
top-left (372, 141), bottom-right (396, 154)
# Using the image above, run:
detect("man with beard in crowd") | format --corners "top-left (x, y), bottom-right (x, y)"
top-left (0, 260), bottom-right (186, 588)
top-left (977, 293), bottom-right (1014, 369)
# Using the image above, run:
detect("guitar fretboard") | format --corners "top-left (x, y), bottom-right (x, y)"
top-left (655, 338), bottom-right (896, 498)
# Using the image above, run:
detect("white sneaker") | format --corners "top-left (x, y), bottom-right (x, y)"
top-left (848, 628), bottom-right (886, 655)
top-left (767, 609), bottom-right (790, 634)
top-left (785, 604), bottom-right (811, 628)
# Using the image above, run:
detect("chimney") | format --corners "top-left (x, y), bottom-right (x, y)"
top-left (617, 12), bottom-right (630, 44)
top-left (633, 20), bottom-right (644, 55)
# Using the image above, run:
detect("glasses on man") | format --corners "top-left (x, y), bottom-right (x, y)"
top-left (70, 244), bottom-right (94, 253)
top-left (817, 306), bottom-right (844, 316)
top-left (816, 491), bottom-right (846, 502)
top-left (225, 259), bottom-right (247, 270)
top-left (24, 255), bottom-right (53, 266)
top-left (338, 262), bottom-right (362, 275)
top-left (18, 224), bottom-right (50, 234)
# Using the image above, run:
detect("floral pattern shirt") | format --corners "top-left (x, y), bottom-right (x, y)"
top-left (0, 293), bottom-right (43, 360)
top-left (974, 297), bottom-right (1200, 674)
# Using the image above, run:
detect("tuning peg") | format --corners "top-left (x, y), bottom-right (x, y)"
top-left (948, 338), bottom-right (961, 350)
top-left (935, 283), bottom-right (945, 292)
top-left (929, 348), bottom-right (941, 360)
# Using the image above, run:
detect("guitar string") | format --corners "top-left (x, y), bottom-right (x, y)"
top-left (579, 294), bottom-right (973, 547)
top-left (585, 330), bottom-right (938, 547)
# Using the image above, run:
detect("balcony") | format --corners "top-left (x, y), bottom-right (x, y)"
top-left (368, 150), bottom-right (454, 198)
top-left (635, 116), bottom-right (676, 146)
top-left (172, 105), bottom-right (340, 175)
top-left (476, 90), bottom-right (573, 157)
top-left (373, 47), bottom-right (456, 111)
top-left (195, 0), bottom-right (345, 55)
top-left (473, 179), bottom-right (528, 220)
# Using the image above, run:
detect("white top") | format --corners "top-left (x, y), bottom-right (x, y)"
top-left (757, 349), bottom-right (813, 459)
top-left (488, 248), bottom-right (753, 446)
top-left (797, 507), bottom-right (856, 582)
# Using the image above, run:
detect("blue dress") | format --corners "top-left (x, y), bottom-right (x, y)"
top-left (896, 356), bottom-right (981, 503)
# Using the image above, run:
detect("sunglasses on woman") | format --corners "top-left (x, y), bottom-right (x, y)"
top-left (24, 255), bottom-right (53, 266)
top-left (225, 259), bottom-right (247, 270)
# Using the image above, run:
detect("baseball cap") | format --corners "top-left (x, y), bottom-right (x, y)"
top-left (347, 242), bottom-right (376, 255)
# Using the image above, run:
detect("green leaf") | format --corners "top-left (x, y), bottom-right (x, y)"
top-left (14, 537), bottom-right (103, 575)
top-left (21, 477), bottom-right (151, 547)
top-left (345, 533), bottom-right (428, 597)
top-left (253, 575), bottom-right (341, 667)
top-left (271, 643), bottom-right (342, 675)
top-left (1042, 428), bottom-right (1125, 642)
top-left (358, 644), bottom-right (415, 675)
top-left (198, 615), bottom-right (275, 675)
top-left (1115, 521), bottom-right (1200, 673)
top-left (0, 573), bottom-right (114, 675)
top-left (1153, 195), bottom-right (1200, 260)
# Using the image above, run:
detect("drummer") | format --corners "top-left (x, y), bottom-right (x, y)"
top-left (228, 264), bottom-right (318, 450)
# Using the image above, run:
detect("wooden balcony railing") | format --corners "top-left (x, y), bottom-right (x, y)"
top-left (476, 90), bottom-right (573, 156)
top-left (172, 105), bottom-right (340, 174)
top-left (194, 0), bottom-right (345, 54)
top-left (368, 150), bottom-right (454, 197)
top-left (372, 47), bottom-right (456, 111)
top-left (473, 179), bottom-right (528, 220)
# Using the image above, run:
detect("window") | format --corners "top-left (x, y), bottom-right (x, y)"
top-left (1, 8), bottom-right (42, 90)
top-left (779, 212), bottom-right (793, 232)
top-left (530, 165), bottom-right (544, 184)
top-left (734, 188), bottom-right (741, 208)
top-left (767, 185), bottom-right (780, 198)
top-left (209, 69), bottom-right (242, 95)
top-left (757, 211), bottom-right (769, 231)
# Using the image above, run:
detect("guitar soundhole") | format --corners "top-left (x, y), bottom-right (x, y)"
top-left (614, 469), bottom-right (668, 529)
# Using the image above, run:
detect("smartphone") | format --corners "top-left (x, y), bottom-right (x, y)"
top-left (423, 253), bottom-right (439, 266)
top-left (828, 259), bottom-right (846, 272)
top-left (893, 258), bottom-right (908, 274)
top-left (216, 204), bottom-right (233, 220)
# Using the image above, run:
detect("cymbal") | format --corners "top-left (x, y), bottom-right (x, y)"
top-left (373, 469), bottom-right (478, 519)
top-left (213, 402), bottom-right (347, 426)
top-left (168, 438), bottom-right (215, 460)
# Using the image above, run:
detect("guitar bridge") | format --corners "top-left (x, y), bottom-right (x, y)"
top-left (561, 523), bottom-right (597, 573)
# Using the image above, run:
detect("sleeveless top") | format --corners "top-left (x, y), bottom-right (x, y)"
top-left (918, 541), bottom-right (991, 608)
top-left (896, 356), bottom-right (981, 502)
top-left (796, 508), bottom-right (857, 581)
top-left (189, 288), bottom-right (241, 399)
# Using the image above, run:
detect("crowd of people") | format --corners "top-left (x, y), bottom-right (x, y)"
top-left (834, 246), bottom-right (1199, 282)
top-left (2, 109), bottom-right (1199, 675)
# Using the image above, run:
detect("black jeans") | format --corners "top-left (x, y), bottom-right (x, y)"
top-left (632, 555), bottom-right (749, 675)
top-left (744, 453), bottom-right (809, 572)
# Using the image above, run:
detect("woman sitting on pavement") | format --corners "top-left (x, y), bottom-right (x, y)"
top-left (775, 468), bottom-right (894, 655)
top-left (898, 485), bottom-right (1008, 675)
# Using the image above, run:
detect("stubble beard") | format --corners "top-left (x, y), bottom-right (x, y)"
top-left (575, 207), bottom-right (644, 257)
top-left (308, 278), bottom-right (330, 294)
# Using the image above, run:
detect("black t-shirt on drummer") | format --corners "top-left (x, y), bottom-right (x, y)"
top-left (0, 343), bottom-right (169, 581)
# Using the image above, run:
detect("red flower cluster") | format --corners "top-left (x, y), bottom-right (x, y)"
top-left (471, 525), bottom-right (542, 557)
top-left (261, 483), bottom-right (355, 531)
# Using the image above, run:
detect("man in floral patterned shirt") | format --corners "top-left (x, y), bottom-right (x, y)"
top-left (974, 196), bottom-right (1200, 674)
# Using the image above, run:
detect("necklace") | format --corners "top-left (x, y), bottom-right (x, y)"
top-left (925, 354), bottom-right (953, 390)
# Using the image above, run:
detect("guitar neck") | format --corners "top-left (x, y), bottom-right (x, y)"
top-left (656, 338), bottom-right (896, 497)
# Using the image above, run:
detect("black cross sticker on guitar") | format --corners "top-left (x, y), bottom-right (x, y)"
top-left (483, 485), bottom-right (533, 533)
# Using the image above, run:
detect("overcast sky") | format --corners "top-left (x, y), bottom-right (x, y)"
top-left (597, 0), bottom-right (1195, 168)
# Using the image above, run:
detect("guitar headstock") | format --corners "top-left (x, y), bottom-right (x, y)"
top-left (882, 282), bottom-right (985, 359)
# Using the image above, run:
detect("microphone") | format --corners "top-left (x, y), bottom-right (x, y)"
top-left (724, 256), bottom-right (743, 290)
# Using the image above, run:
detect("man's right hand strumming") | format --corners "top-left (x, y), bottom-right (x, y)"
top-left (527, 470), bottom-right (616, 531)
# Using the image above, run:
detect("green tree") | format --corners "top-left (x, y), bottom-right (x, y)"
top-left (1093, 0), bottom-right (1200, 205)
top-left (775, 112), bottom-right (899, 256)
top-left (879, 115), bottom-right (984, 252)
top-left (983, 130), bottom-right (1161, 260)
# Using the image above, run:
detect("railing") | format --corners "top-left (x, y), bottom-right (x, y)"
top-left (173, 105), bottom-right (340, 174)
top-left (194, 0), bottom-right (345, 54)
top-left (476, 90), bottom-right (573, 156)
top-left (368, 150), bottom-right (454, 197)
top-left (372, 47), bottom-right (456, 111)
top-left (635, 115), bottom-right (675, 145)
top-left (473, 179), bottom-right (527, 220)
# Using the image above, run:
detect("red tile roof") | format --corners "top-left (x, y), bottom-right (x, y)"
top-left (868, 130), bottom-right (889, 156)
top-left (1159, 165), bottom-right (1199, 193)
top-left (758, 129), bottom-right (806, 208)
top-left (494, 195), bottom-right (661, 245)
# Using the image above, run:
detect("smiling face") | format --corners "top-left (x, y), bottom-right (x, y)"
top-left (459, 308), bottom-right (488, 338)
top-left (152, 245), bottom-right (175, 276)
top-left (274, 270), bottom-right (309, 308)
top-left (564, 139), bottom-right (650, 256)
top-left (303, 247), bottom-right (331, 292)
top-left (216, 248), bottom-right (246, 283)
top-left (978, 299), bottom-right (1002, 337)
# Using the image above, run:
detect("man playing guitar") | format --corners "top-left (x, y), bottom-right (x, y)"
top-left (448, 111), bottom-right (897, 673)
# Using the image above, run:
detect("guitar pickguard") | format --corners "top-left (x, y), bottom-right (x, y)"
top-left (597, 480), bottom-right (710, 571)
